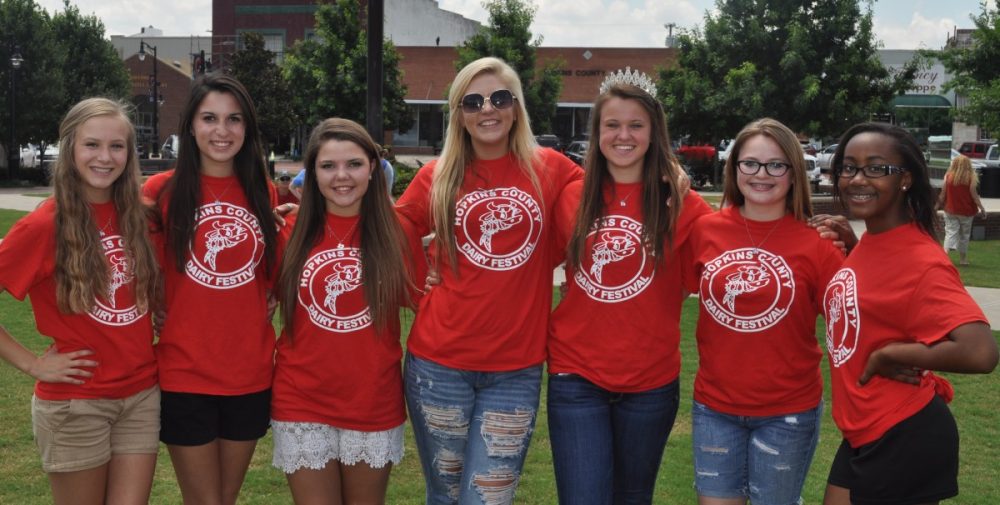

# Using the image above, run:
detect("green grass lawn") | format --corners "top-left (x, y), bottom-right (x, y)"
top-left (1, 292), bottom-right (998, 504)
top-left (948, 240), bottom-right (1000, 288)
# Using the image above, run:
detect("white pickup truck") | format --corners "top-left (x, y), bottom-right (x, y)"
top-left (984, 144), bottom-right (1000, 168)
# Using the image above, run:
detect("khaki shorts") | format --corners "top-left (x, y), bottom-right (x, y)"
top-left (32, 386), bottom-right (160, 473)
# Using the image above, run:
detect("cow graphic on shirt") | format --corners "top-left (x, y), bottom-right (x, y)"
top-left (455, 187), bottom-right (543, 271)
top-left (478, 201), bottom-right (524, 252)
top-left (722, 264), bottom-right (771, 312)
top-left (572, 215), bottom-right (654, 303)
top-left (299, 248), bottom-right (371, 333)
top-left (700, 248), bottom-right (794, 332)
top-left (107, 253), bottom-right (132, 309)
top-left (89, 234), bottom-right (144, 326)
top-left (322, 262), bottom-right (363, 315)
top-left (186, 203), bottom-right (265, 290)
top-left (204, 221), bottom-right (248, 270)
top-left (589, 231), bottom-right (637, 283)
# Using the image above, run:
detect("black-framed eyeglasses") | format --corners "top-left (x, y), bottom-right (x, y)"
top-left (736, 160), bottom-right (791, 177)
top-left (460, 89), bottom-right (517, 113)
top-left (837, 164), bottom-right (907, 178)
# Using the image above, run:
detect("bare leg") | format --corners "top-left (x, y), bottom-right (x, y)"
top-left (698, 496), bottom-right (747, 505)
top-left (106, 453), bottom-right (157, 505)
top-left (286, 463), bottom-right (343, 505)
top-left (168, 442), bottom-right (223, 505)
top-left (340, 461), bottom-right (392, 505)
top-left (823, 483), bottom-right (851, 505)
top-left (218, 439), bottom-right (258, 505)
top-left (49, 464), bottom-right (108, 505)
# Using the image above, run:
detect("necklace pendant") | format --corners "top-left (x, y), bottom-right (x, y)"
top-left (620, 200), bottom-right (626, 207)
top-left (337, 243), bottom-right (344, 249)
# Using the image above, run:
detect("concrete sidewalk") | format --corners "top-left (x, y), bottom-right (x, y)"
top-left (1, 185), bottom-right (997, 330)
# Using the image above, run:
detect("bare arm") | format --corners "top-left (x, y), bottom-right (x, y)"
top-left (0, 287), bottom-right (98, 385)
top-left (971, 182), bottom-right (986, 217)
top-left (859, 322), bottom-right (999, 385)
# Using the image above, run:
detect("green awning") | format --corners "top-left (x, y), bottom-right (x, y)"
top-left (891, 94), bottom-right (952, 108)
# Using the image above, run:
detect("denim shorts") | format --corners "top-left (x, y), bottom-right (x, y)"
top-left (692, 400), bottom-right (822, 505)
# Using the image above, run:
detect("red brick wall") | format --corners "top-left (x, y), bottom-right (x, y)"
top-left (125, 55), bottom-right (191, 148)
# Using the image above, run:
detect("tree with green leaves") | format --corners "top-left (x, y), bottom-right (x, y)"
top-left (659, 0), bottom-right (916, 142)
top-left (0, 0), bottom-right (65, 150)
top-left (282, 0), bottom-right (412, 134)
top-left (50, 0), bottom-right (130, 110)
top-left (935, 0), bottom-right (1000, 135)
top-left (229, 32), bottom-right (296, 149)
top-left (456, 0), bottom-right (564, 134)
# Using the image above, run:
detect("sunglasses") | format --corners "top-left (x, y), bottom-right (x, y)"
top-left (278, 175), bottom-right (291, 182)
top-left (460, 89), bottom-right (517, 113)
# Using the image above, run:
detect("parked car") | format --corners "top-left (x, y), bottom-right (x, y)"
top-left (564, 140), bottom-right (588, 166)
top-left (951, 148), bottom-right (987, 169)
top-left (958, 141), bottom-right (994, 159)
top-left (535, 134), bottom-right (563, 152)
top-left (717, 139), bottom-right (734, 164)
top-left (815, 144), bottom-right (838, 173)
top-left (804, 152), bottom-right (821, 182)
top-left (984, 144), bottom-right (1000, 169)
top-left (161, 134), bottom-right (180, 159)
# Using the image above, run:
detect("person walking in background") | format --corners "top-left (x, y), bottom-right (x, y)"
top-left (0, 98), bottom-right (160, 505)
top-left (823, 122), bottom-right (997, 505)
top-left (546, 68), bottom-right (712, 505)
top-left (395, 56), bottom-right (582, 505)
top-left (143, 73), bottom-right (279, 505)
top-left (937, 154), bottom-right (986, 266)
top-left (271, 118), bottom-right (415, 504)
top-left (276, 170), bottom-right (299, 206)
top-left (683, 118), bottom-right (844, 505)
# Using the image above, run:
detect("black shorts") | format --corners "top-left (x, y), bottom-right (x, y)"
top-left (828, 395), bottom-right (958, 505)
top-left (160, 389), bottom-right (271, 446)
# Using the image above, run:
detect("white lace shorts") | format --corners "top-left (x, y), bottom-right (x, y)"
top-left (271, 420), bottom-right (404, 474)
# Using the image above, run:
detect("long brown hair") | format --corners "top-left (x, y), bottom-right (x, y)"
top-left (278, 118), bottom-right (413, 334)
top-left (160, 73), bottom-right (278, 276)
top-left (721, 118), bottom-right (813, 221)
top-left (567, 84), bottom-right (683, 269)
top-left (430, 57), bottom-right (542, 271)
top-left (52, 98), bottom-right (159, 313)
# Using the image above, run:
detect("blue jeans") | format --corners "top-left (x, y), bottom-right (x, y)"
top-left (403, 353), bottom-right (542, 505)
top-left (692, 400), bottom-right (822, 505)
top-left (547, 374), bottom-right (680, 505)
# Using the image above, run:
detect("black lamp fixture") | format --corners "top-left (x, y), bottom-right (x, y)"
top-left (138, 40), bottom-right (159, 158)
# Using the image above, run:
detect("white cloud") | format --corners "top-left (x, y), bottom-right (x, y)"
top-left (874, 11), bottom-right (966, 50)
top-left (35, 0), bottom-right (210, 37)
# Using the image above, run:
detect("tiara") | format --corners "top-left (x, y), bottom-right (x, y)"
top-left (599, 66), bottom-right (657, 98)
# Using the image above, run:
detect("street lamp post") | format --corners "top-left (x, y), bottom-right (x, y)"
top-left (138, 40), bottom-right (159, 158)
top-left (7, 46), bottom-right (23, 180)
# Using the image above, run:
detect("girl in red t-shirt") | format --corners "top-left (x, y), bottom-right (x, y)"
top-left (271, 118), bottom-right (414, 503)
top-left (142, 74), bottom-right (279, 504)
top-left (936, 154), bottom-right (986, 266)
top-left (395, 57), bottom-right (582, 504)
top-left (546, 74), bottom-right (711, 503)
top-left (0, 98), bottom-right (160, 504)
top-left (684, 118), bottom-right (844, 505)
top-left (823, 123), bottom-right (997, 505)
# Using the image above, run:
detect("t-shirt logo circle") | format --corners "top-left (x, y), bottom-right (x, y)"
top-left (574, 215), bottom-right (653, 303)
top-left (700, 248), bottom-right (795, 332)
top-left (187, 203), bottom-right (264, 289)
top-left (298, 247), bottom-right (371, 333)
top-left (824, 268), bottom-right (860, 367)
top-left (89, 233), bottom-right (145, 326)
top-left (454, 187), bottom-right (543, 271)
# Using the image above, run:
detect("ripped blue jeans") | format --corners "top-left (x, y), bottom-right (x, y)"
top-left (404, 353), bottom-right (541, 505)
top-left (691, 400), bottom-right (822, 505)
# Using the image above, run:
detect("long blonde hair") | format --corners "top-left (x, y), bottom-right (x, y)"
top-left (947, 154), bottom-right (978, 187)
top-left (52, 98), bottom-right (158, 314)
top-left (721, 118), bottom-right (813, 221)
top-left (429, 57), bottom-right (541, 270)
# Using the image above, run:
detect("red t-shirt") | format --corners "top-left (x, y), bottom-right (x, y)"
top-left (0, 200), bottom-right (157, 400)
top-left (943, 174), bottom-right (978, 216)
top-left (548, 181), bottom-right (712, 391)
top-left (823, 222), bottom-right (987, 447)
top-left (271, 213), bottom-right (405, 431)
top-left (683, 206), bottom-right (844, 416)
top-left (143, 171), bottom-right (276, 395)
top-left (395, 148), bottom-right (583, 371)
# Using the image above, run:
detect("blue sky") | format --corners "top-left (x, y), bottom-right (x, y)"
top-left (36, 0), bottom-right (991, 50)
